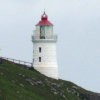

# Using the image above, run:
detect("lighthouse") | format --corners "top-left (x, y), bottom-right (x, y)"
top-left (32, 12), bottom-right (58, 79)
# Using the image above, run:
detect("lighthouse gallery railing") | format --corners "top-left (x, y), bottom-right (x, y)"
top-left (32, 35), bottom-right (57, 42)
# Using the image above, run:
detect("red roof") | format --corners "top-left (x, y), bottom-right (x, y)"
top-left (36, 12), bottom-right (53, 26)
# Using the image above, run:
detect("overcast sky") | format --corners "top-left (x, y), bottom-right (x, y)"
top-left (0, 0), bottom-right (100, 93)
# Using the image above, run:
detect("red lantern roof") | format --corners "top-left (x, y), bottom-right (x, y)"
top-left (36, 12), bottom-right (53, 26)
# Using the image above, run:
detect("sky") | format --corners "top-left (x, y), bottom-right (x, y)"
top-left (0, 0), bottom-right (100, 93)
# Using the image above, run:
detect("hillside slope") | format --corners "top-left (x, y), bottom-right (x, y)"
top-left (0, 59), bottom-right (100, 100)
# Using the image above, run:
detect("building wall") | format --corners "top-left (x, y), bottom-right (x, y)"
top-left (34, 26), bottom-right (40, 39)
top-left (33, 42), bottom-right (58, 79)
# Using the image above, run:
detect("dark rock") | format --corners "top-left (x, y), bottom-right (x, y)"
top-left (54, 91), bottom-right (58, 95)
top-left (22, 75), bottom-right (25, 77)
top-left (36, 81), bottom-right (44, 85)
top-left (26, 78), bottom-right (44, 86)
top-left (19, 83), bottom-right (24, 88)
top-left (0, 72), bottom-right (4, 75)
top-left (79, 93), bottom-right (100, 100)
top-left (72, 86), bottom-right (78, 89)
top-left (16, 91), bottom-right (20, 94)
top-left (26, 78), bottom-right (35, 85)
top-left (66, 88), bottom-right (71, 93)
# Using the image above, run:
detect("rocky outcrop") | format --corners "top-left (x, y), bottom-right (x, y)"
top-left (79, 93), bottom-right (100, 100)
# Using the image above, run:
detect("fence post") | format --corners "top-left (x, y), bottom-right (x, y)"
top-left (19, 60), bottom-right (20, 64)
top-left (13, 59), bottom-right (14, 63)
top-left (0, 57), bottom-right (2, 64)
top-left (31, 63), bottom-right (33, 67)
top-left (24, 62), bottom-right (25, 66)
top-left (7, 58), bottom-right (8, 61)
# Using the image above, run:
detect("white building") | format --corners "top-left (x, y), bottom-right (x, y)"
top-left (32, 12), bottom-right (58, 79)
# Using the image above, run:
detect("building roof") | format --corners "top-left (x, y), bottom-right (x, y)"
top-left (36, 12), bottom-right (53, 26)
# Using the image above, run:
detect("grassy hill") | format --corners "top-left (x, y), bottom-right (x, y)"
top-left (0, 59), bottom-right (100, 100)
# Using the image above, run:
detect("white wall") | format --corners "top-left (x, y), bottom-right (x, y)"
top-left (33, 42), bottom-right (58, 79)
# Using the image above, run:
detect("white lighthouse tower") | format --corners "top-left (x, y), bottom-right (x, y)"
top-left (32, 12), bottom-right (58, 79)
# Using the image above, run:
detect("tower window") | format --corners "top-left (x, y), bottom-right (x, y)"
top-left (39, 47), bottom-right (41, 53)
top-left (39, 57), bottom-right (41, 62)
top-left (40, 26), bottom-right (45, 39)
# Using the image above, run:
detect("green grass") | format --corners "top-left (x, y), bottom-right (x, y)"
top-left (0, 59), bottom-right (99, 100)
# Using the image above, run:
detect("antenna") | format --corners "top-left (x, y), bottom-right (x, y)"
top-left (44, 9), bottom-right (46, 13)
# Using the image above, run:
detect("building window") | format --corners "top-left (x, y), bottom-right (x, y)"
top-left (39, 57), bottom-right (41, 62)
top-left (40, 26), bottom-right (45, 39)
top-left (33, 59), bottom-right (34, 63)
top-left (39, 47), bottom-right (41, 53)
